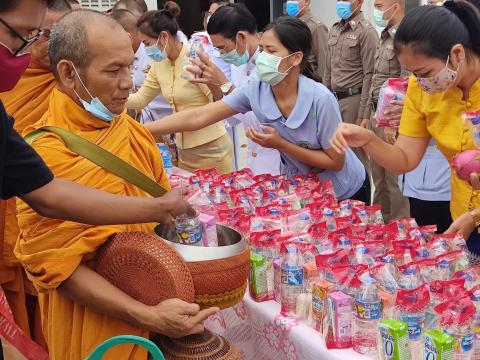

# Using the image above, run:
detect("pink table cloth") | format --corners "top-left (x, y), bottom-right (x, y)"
top-left (205, 293), bottom-right (371, 360)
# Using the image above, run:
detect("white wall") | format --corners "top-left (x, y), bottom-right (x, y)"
top-left (145, 0), bottom-right (158, 10)
top-left (310, 0), bottom-right (375, 28)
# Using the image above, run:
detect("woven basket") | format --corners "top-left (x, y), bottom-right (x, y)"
top-left (188, 248), bottom-right (250, 310)
top-left (153, 330), bottom-right (241, 360)
top-left (96, 232), bottom-right (195, 305)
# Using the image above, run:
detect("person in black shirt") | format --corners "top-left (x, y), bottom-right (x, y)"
top-left (0, 0), bottom-right (193, 225)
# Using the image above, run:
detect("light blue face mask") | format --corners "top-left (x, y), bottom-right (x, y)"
top-left (285, 1), bottom-right (304, 17)
top-left (256, 51), bottom-right (295, 86)
top-left (72, 64), bottom-right (116, 122)
top-left (145, 36), bottom-right (168, 62)
top-left (373, 4), bottom-right (395, 28)
top-left (336, 1), bottom-right (353, 20)
top-left (220, 35), bottom-right (249, 66)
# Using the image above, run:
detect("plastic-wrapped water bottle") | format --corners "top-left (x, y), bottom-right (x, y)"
top-left (436, 259), bottom-right (451, 281)
top-left (464, 111), bottom-right (480, 148)
top-left (353, 274), bottom-right (381, 357)
top-left (337, 236), bottom-right (352, 257)
top-left (398, 267), bottom-right (419, 289)
top-left (354, 244), bottom-right (374, 267)
top-left (181, 35), bottom-right (207, 80)
top-left (281, 244), bottom-right (304, 318)
top-left (158, 143), bottom-right (173, 175)
top-left (471, 288), bottom-right (480, 360)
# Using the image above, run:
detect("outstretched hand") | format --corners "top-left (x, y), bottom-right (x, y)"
top-left (246, 125), bottom-right (286, 150)
top-left (330, 123), bottom-right (375, 154)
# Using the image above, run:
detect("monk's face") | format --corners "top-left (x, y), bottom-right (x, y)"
top-left (78, 23), bottom-right (134, 115)
top-left (30, 10), bottom-right (66, 70)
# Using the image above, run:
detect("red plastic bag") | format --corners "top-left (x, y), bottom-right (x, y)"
top-left (0, 287), bottom-right (48, 360)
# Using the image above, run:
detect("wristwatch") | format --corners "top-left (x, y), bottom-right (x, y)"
top-left (220, 82), bottom-right (233, 95)
top-left (470, 209), bottom-right (480, 228)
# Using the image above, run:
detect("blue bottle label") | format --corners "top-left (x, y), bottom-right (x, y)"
top-left (355, 300), bottom-right (382, 320)
top-left (281, 267), bottom-right (303, 286)
top-left (461, 334), bottom-right (474, 352)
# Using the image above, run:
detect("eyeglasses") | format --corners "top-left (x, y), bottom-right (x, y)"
top-left (0, 17), bottom-right (43, 56)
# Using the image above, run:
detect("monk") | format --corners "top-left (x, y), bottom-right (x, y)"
top-left (0, 0), bottom-right (71, 341)
top-left (14, 10), bottom-right (217, 360)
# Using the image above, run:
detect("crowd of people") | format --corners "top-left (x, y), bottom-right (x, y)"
top-left (1, 0), bottom-right (480, 358)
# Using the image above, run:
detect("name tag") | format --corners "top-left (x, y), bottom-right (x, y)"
top-left (386, 44), bottom-right (394, 50)
top-left (347, 34), bottom-right (357, 40)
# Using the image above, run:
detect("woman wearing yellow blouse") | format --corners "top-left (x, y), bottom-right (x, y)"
top-left (331, 1), bottom-right (480, 258)
top-left (127, 9), bottom-right (233, 174)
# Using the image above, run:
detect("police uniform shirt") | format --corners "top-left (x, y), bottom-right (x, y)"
top-left (299, 9), bottom-right (329, 83)
top-left (324, 11), bottom-right (379, 119)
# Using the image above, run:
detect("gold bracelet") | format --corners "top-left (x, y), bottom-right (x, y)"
top-left (469, 209), bottom-right (480, 228)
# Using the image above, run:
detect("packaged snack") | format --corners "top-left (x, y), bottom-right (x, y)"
top-left (335, 215), bottom-right (356, 229)
top-left (323, 207), bottom-right (337, 231)
top-left (453, 265), bottom-right (480, 291)
top-left (434, 298), bottom-right (476, 359)
top-left (396, 284), bottom-right (431, 356)
top-left (375, 77), bottom-right (409, 128)
top-left (424, 329), bottom-right (454, 360)
top-left (365, 205), bottom-right (384, 224)
top-left (371, 259), bottom-right (399, 294)
top-left (312, 280), bottom-right (333, 334)
top-left (199, 212), bottom-right (218, 247)
top-left (428, 235), bottom-right (451, 257)
top-left (230, 189), bottom-right (255, 214)
top-left (324, 291), bottom-right (353, 349)
top-left (285, 209), bottom-right (312, 234)
top-left (378, 319), bottom-right (411, 360)
top-left (308, 222), bottom-right (331, 252)
top-left (217, 207), bottom-right (244, 228)
top-left (249, 253), bottom-right (271, 302)
top-left (353, 206), bottom-right (369, 224)
top-left (387, 218), bottom-right (419, 240)
top-left (464, 110), bottom-right (480, 148)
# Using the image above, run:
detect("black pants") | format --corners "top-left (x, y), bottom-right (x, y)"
top-left (408, 197), bottom-right (452, 234)
top-left (350, 172), bottom-right (371, 205)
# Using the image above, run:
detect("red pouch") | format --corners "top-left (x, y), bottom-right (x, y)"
top-left (396, 283), bottom-right (430, 313)
top-left (217, 207), bottom-right (244, 228)
top-left (0, 288), bottom-right (49, 360)
top-left (429, 278), bottom-right (470, 305)
top-left (434, 297), bottom-right (476, 327)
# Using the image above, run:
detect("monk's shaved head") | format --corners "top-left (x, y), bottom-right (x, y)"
top-left (113, 0), bottom-right (144, 18)
top-left (48, 9), bottom-right (127, 77)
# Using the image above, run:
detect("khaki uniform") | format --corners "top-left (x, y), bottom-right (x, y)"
top-left (366, 23), bottom-right (410, 221)
top-left (300, 10), bottom-right (329, 83)
top-left (325, 12), bottom-right (378, 168)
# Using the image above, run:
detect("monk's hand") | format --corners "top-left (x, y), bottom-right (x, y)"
top-left (157, 189), bottom-right (196, 223)
top-left (145, 299), bottom-right (219, 338)
top-left (330, 123), bottom-right (375, 154)
top-left (246, 126), bottom-right (286, 150)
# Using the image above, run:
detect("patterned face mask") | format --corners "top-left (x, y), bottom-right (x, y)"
top-left (416, 56), bottom-right (458, 94)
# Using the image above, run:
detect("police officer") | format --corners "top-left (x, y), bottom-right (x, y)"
top-left (324, 0), bottom-right (378, 168)
top-left (362, 0), bottom-right (410, 221)
top-left (285, 0), bottom-right (329, 83)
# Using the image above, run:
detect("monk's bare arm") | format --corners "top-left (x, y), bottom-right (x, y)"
top-left (58, 265), bottom-right (219, 338)
top-left (20, 179), bottom-right (194, 225)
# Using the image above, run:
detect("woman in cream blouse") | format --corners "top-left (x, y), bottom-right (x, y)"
top-left (127, 9), bottom-right (232, 174)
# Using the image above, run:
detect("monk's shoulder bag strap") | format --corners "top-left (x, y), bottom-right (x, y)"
top-left (24, 126), bottom-right (167, 197)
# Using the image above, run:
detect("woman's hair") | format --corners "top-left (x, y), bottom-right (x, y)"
top-left (263, 17), bottom-right (319, 82)
top-left (163, 1), bottom-right (180, 19)
top-left (137, 9), bottom-right (178, 37)
top-left (207, 3), bottom-right (257, 38)
top-left (394, 0), bottom-right (480, 60)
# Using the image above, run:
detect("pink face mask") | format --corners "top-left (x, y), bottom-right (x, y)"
top-left (0, 42), bottom-right (31, 92)
top-left (416, 56), bottom-right (458, 94)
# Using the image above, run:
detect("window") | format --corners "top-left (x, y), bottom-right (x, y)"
top-left (80, 0), bottom-right (116, 11)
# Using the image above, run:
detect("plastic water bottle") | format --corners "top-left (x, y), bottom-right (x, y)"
top-left (398, 267), bottom-right (419, 289)
top-left (353, 275), bottom-right (381, 356)
top-left (354, 244), bottom-right (374, 267)
top-left (398, 310), bottom-right (426, 360)
top-left (472, 289), bottom-right (480, 360)
top-left (158, 143), bottom-right (173, 175)
top-left (281, 245), bottom-right (304, 318)
top-left (436, 259), bottom-right (451, 281)
top-left (181, 35), bottom-right (206, 80)
top-left (465, 111), bottom-right (480, 148)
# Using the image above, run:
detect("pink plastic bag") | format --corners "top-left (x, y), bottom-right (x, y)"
top-left (375, 77), bottom-right (409, 128)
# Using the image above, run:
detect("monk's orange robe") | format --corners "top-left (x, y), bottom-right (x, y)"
top-left (0, 65), bottom-right (56, 338)
top-left (15, 89), bottom-right (170, 360)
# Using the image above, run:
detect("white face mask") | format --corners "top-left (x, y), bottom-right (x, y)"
top-left (416, 56), bottom-right (459, 94)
